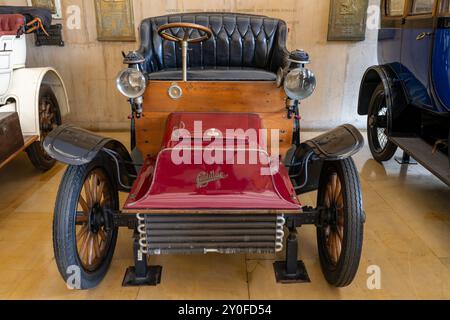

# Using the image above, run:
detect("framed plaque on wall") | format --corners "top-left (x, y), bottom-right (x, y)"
top-left (94, 0), bottom-right (136, 42)
top-left (327, 0), bottom-right (369, 41)
top-left (27, 0), bottom-right (63, 19)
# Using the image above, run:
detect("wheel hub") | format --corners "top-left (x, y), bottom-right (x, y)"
top-left (368, 115), bottom-right (375, 128)
top-left (328, 206), bottom-right (339, 227)
top-left (89, 204), bottom-right (104, 234)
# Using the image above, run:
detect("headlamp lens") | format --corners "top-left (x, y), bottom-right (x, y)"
top-left (284, 68), bottom-right (316, 101)
top-left (116, 68), bottom-right (146, 98)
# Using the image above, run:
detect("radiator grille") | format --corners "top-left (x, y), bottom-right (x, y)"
top-left (137, 214), bottom-right (285, 255)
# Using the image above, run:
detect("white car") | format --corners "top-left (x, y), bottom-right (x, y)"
top-left (0, 6), bottom-right (69, 171)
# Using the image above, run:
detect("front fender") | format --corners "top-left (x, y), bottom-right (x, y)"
top-left (44, 125), bottom-right (136, 191)
top-left (303, 124), bottom-right (364, 160)
top-left (358, 64), bottom-right (417, 135)
top-left (287, 124), bottom-right (364, 195)
top-left (358, 64), bottom-right (406, 116)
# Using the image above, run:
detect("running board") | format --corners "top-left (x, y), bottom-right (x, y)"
top-left (0, 135), bottom-right (38, 170)
top-left (390, 137), bottom-right (450, 187)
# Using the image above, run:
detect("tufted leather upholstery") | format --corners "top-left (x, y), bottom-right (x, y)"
top-left (0, 14), bottom-right (24, 36)
top-left (137, 13), bottom-right (290, 81)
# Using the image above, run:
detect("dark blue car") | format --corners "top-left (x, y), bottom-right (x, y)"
top-left (359, 0), bottom-right (450, 186)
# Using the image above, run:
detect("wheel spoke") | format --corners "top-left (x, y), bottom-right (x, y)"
top-left (98, 230), bottom-right (106, 250)
top-left (336, 225), bottom-right (344, 242)
top-left (77, 225), bottom-right (89, 244)
top-left (334, 232), bottom-right (341, 262)
top-left (335, 178), bottom-right (341, 203)
top-left (93, 234), bottom-right (101, 259)
top-left (324, 192), bottom-right (331, 207)
top-left (79, 195), bottom-right (89, 213)
top-left (336, 192), bottom-right (344, 210)
top-left (96, 181), bottom-right (105, 205)
top-left (76, 213), bottom-right (88, 223)
top-left (329, 231), bottom-right (336, 261)
top-left (84, 179), bottom-right (92, 207)
top-left (326, 183), bottom-right (333, 205)
top-left (79, 232), bottom-right (91, 263)
top-left (91, 174), bottom-right (98, 204)
top-left (88, 235), bottom-right (95, 266)
top-left (98, 228), bottom-right (107, 242)
top-left (330, 174), bottom-right (337, 200)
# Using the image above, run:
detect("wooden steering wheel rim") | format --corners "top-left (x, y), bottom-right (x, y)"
top-left (157, 22), bottom-right (213, 44)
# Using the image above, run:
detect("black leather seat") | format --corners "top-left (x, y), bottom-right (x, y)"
top-left (137, 13), bottom-right (289, 81)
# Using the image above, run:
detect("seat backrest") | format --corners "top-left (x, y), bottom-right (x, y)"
top-left (0, 14), bottom-right (24, 36)
top-left (137, 13), bottom-right (289, 74)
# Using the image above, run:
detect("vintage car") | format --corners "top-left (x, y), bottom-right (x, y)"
top-left (359, 0), bottom-right (450, 186)
top-left (45, 13), bottom-right (365, 290)
top-left (0, 6), bottom-right (69, 171)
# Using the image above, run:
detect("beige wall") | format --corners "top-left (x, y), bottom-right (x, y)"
top-left (1, 0), bottom-right (379, 130)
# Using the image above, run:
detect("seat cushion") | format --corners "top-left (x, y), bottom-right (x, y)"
top-left (148, 67), bottom-right (276, 81)
top-left (0, 14), bottom-right (24, 36)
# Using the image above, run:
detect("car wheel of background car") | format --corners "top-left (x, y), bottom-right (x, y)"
top-left (53, 156), bottom-right (119, 290)
top-left (316, 158), bottom-right (364, 288)
top-left (367, 83), bottom-right (398, 162)
top-left (26, 85), bottom-right (61, 171)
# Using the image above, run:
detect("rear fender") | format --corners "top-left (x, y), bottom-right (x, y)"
top-left (43, 125), bottom-right (136, 191)
top-left (0, 67), bottom-right (70, 137)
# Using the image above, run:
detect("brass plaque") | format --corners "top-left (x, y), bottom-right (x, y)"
top-left (94, 0), bottom-right (136, 42)
top-left (327, 0), bottom-right (369, 41)
top-left (27, 0), bottom-right (62, 19)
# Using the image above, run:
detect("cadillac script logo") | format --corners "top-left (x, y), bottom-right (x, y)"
top-left (196, 171), bottom-right (228, 189)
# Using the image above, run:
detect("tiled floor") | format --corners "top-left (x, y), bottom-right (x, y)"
top-left (0, 131), bottom-right (449, 300)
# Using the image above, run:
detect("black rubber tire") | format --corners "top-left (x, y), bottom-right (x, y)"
top-left (316, 158), bottom-right (364, 288)
top-left (367, 83), bottom-right (398, 162)
top-left (26, 85), bottom-right (61, 171)
top-left (53, 157), bottom-right (118, 290)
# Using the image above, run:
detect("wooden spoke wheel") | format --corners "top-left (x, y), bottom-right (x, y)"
top-left (367, 83), bottom-right (398, 162)
top-left (316, 159), bottom-right (364, 287)
top-left (39, 93), bottom-right (59, 142)
top-left (323, 172), bottom-right (344, 266)
top-left (26, 84), bottom-right (61, 171)
top-left (53, 158), bottom-right (118, 289)
top-left (75, 169), bottom-right (114, 272)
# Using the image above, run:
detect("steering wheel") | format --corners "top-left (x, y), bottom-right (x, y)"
top-left (157, 22), bottom-right (213, 44)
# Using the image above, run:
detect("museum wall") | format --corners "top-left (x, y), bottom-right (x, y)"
top-left (0, 0), bottom-right (380, 130)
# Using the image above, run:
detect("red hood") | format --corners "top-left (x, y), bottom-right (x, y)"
top-left (124, 150), bottom-right (300, 212)
top-left (123, 113), bottom-right (301, 213)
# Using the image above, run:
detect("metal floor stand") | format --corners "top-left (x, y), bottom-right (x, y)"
top-left (395, 151), bottom-right (417, 165)
top-left (273, 227), bottom-right (311, 284)
top-left (122, 234), bottom-right (162, 287)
